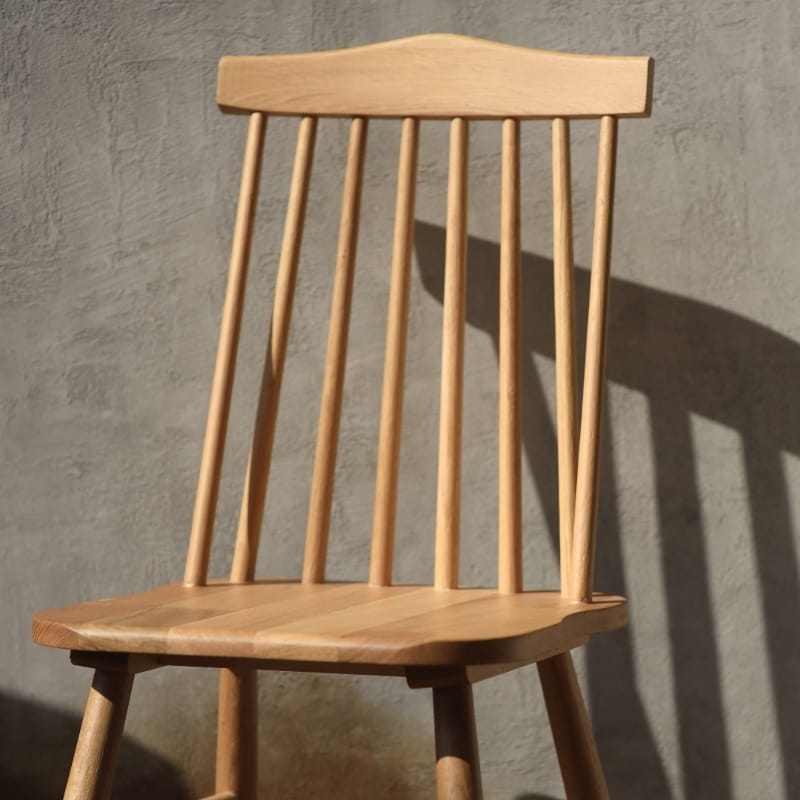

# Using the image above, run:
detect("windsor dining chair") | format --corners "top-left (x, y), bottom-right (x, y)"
top-left (33, 35), bottom-right (653, 800)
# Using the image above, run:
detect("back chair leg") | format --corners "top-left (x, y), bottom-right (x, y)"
top-left (537, 651), bottom-right (610, 800)
top-left (216, 667), bottom-right (258, 800)
top-left (63, 669), bottom-right (134, 800)
top-left (433, 683), bottom-right (483, 800)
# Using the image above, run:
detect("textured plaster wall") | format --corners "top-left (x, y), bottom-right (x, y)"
top-left (2, 1), bottom-right (800, 798)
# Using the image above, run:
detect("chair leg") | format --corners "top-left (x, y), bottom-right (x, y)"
top-left (63, 669), bottom-right (134, 800)
top-left (432, 683), bottom-right (483, 800)
top-left (216, 667), bottom-right (258, 800)
top-left (537, 651), bottom-right (610, 800)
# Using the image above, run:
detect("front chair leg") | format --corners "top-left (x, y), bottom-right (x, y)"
top-left (216, 667), bottom-right (258, 800)
top-left (64, 669), bottom-right (134, 800)
top-left (537, 651), bottom-right (610, 800)
top-left (433, 683), bottom-right (483, 800)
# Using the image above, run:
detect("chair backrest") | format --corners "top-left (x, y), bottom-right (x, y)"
top-left (181, 34), bottom-right (653, 602)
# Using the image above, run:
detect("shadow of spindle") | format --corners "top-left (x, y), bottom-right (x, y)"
top-left (415, 220), bottom-right (800, 800)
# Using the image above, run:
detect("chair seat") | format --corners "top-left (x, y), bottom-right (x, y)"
top-left (33, 581), bottom-right (626, 667)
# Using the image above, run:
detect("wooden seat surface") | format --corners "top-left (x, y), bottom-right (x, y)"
top-left (33, 582), bottom-right (626, 667)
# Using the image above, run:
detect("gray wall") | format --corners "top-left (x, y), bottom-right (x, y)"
top-left (3, 1), bottom-right (799, 798)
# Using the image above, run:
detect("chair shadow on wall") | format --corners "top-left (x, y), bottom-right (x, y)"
top-left (415, 221), bottom-right (800, 800)
top-left (0, 691), bottom-right (191, 799)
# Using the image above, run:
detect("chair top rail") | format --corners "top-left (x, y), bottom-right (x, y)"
top-left (217, 34), bottom-right (653, 120)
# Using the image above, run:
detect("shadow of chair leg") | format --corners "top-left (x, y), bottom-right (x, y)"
top-left (0, 691), bottom-right (191, 800)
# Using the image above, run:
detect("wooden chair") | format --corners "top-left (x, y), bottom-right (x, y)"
top-left (33, 35), bottom-right (653, 800)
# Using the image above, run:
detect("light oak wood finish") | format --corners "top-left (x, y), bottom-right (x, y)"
top-left (370, 117), bottom-right (420, 587)
top-left (217, 34), bottom-right (652, 119)
top-left (184, 111), bottom-right (266, 588)
top-left (303, 116), bottom-right (368, 584)
top-left (538, 651), bottom-right (610, 799)
top-left (435, 117), bottom-right (469, 590)
top-left (434, 684), bottom-right (483, 800)
top-left (571, 116), bottom-right (618, 603)
top-left (232, 115), bottom-right (317, 583)
top-left (498, 117), bottom-right (523, 594)
top-left (34, 35), bottom-right (653, 800)
top-left (216, 667), bottom-right (257, 800)
top-left (63, 669), bottom-right (133, 800)
top-left (34, 582), bottom-right (626, 665)
top-left (552, 117), bottom-right (579, 597)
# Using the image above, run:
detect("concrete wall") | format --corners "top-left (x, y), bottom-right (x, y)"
top-left (3, 1), bottom-right (799, 798)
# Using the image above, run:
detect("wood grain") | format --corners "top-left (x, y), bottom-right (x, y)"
top-left (217, 34), bottom-right (652, 119)
top-left (498, 117), bottom-right (522, 594)
top-left (184, 112), bottom-right (266, 587)
top-left (538, 651), bottom-right (610, 799)
top-left (216, 667), bottom-right (257, 799)
top-left (304, 117), bottom-right (368, 583)
top-left (552, 117), bottom-right (578, 597)
top-left (63, 669), bottom-right (133, 800)
top-left (434, 684), bottom-right (483, 799)
top-left (435, 118), bottom-right (469, 590)
top-left (231, 115), bottom-right (317, 583)
top-left (33, 582), bottom-right (626, 666)
top-left (370, 117), bottom-right (419, 586)
top-left (571, 116), bottom-right (618, 603)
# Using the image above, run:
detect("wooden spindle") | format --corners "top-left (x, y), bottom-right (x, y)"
top-left (552, 117), bottom-right (578, 597)
top-left (370, 117), bottom-right (420, 587)
top-left (434, 117), bottom-right (468, 591)
top-left (303, 117), bottom-right (368, 584)
top-left (184, 111), bottom-right (266, 587)
top-left (570, 115), bottom-right (618, 603)
top-left (231, 116), bottom-right (317, 583)
top-left (498, 118), bottom-right (522, 594)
